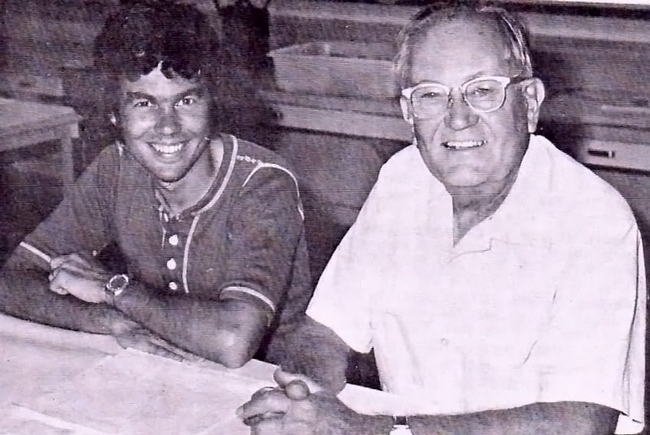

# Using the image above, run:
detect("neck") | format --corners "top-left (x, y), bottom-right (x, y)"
top-left (450, 169), bottom-right (518, 244)
top-left (157, 138), bottom-right (222, 216)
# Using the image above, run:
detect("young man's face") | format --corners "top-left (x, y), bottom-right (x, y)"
top-left (401, 16), bottom-right (543, 194)
top-left (116, 65), bottom-right (213, 184)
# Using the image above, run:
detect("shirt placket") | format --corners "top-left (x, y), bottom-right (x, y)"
top-left (158, 209), bottom-right (189, 293)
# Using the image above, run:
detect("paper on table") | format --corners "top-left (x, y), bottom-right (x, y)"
top-left (20, 348), bottom-right (276, 435)
top-left (0, 318), bottom-right (120, 403)
top-left (0, 403), bottom-right (110, 435)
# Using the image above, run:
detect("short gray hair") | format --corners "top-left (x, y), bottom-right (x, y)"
top-left (394, 1), bottom-right (533, 89)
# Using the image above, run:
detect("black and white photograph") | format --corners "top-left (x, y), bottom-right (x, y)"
top-left (0, 0), bottom-right (647, 433)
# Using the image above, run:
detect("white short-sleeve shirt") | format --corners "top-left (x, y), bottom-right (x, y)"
top-left (307, 135), bottom-right (646, 433)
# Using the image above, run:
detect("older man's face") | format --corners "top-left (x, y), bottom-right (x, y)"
top-left (403, 17), bottom-right (543, 193)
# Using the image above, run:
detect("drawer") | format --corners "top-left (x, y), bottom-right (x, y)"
top-left (573, 139), bottom-right (650, 173)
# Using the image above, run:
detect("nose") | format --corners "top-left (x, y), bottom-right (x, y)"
top-left (445, 90), bottom-right (479, 131)
top-left (154, 107), bottom-right (181, 135)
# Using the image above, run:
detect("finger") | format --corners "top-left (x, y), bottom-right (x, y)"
top-left (237, 389), bottom-right (292, 421)
top-left (274, 369), bottom-right (323, 394)
top-left (145, 336), bottom-right (204, 362)
top-left (125, 328), bottom-right (201, 362)
top-left (55, 259), bottom-right (105, 280)
top-left (48, 269), bottom-right (60, 282)
top-left (116, 333), bottom-right (185, 362)
top-left (251, 386), bottom-right (281, 401)
top-left (284, 380), bottom-right (310, 401)
top-left (52, 253), bottom-right (107, 281)
top-left (49, 284), bottom-right (69, 295)
top-left (49, 272), bottom-right (70, 295)
top-left (50, 254), bottom-right (73, 269)
top-left (145, 344), bottom-right (185, 362)
top-left (248, 414), bottom-right (284, 434)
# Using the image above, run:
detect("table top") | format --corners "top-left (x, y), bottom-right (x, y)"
top-left (0, 313), bottom-right (399, 434)
top-left (0, 98), bottom-right (81, 139)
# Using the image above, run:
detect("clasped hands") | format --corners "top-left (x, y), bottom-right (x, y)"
top-left (238, 369), bottom-right (367, 435)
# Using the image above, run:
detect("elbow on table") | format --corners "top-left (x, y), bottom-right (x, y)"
top-left (212, 328), bottom-right (260, 369)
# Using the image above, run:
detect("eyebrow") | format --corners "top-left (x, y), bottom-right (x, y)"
top-left (413, 71), bottom-right (503, 88)
top-left (123, 87), bottom-right (206, 104)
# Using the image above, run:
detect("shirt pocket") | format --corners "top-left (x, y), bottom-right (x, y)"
top-left (446, 238), bottom-right (558, 368)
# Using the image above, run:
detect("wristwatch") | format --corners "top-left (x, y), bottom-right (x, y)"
top-left (105, 274), bottom-right (129, 306)
top-left (389, 416), bottom-right (413, 435)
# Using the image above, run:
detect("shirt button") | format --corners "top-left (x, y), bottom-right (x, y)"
top-left (166, 258), bottom-right (177, 270)
top-left (168, 281), bottom-right (179, 291)
top-left (440, 338), bottom-right (449, 346)
top-left (169, 234), bottom-right (179, 246)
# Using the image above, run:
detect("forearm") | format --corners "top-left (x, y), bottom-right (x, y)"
top-left (0, 269), bottom-right (130, 334)
top-left (333, 402), bottom-right (616, 435)
top-left (405, 401), bottom-right (618, 435)
top-left (266, 315), bottom-right (350, 392)
top-left (112, 281), bottom-right (268, 368)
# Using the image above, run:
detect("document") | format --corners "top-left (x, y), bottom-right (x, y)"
top-left (0, 404), bottom-right (110, 435)
top-left (19, 349), bottom-right (275, 435)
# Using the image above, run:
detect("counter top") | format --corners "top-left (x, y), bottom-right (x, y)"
top-left (260, 87), bottom-right (650, 139)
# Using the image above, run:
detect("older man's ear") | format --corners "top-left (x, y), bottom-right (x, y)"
top-left (522, 78), bottom-right (546, 133)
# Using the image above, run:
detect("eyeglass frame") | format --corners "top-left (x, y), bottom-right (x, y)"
top-left (400, 75), bottom-right (529, 120)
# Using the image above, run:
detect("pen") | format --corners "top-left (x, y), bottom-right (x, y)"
top-left (19, 241), bottom-right (52, 264)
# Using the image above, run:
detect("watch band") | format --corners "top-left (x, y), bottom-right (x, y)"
top-left (389, 416), bottom-right (413, 435)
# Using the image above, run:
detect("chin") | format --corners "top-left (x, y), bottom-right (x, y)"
top-left (153, 170), bottom-right (189, 184)
top-left (439, 170), bottom-right (489, 189)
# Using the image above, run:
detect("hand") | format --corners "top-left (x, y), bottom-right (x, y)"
top-left (114, 326), bottom-right (204, 363)
top-left (238, 369), bottom-right (366, 435)
top-left (48, 253), bottom-right (111, 304)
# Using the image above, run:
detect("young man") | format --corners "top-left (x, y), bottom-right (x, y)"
top-left (240, 2), bottom-right (645, 434)
top-left (0, 2), bottom-right (312, 368)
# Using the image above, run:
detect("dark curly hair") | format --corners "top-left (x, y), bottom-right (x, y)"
top-left (94, 1), bottom-right (222, 113)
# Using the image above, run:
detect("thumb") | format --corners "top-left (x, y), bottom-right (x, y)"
top-left (274, 368), bottom-right (324, 396)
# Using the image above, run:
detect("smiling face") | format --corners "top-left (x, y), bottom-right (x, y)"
top-left (116, 64), bottom-right (213, 184)
top-left (401, 15), bottom-right (544, 195)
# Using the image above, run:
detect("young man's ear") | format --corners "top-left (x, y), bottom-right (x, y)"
top-left (522, 78), bottom-right (545, 133)
top-left (399, 96), bottom-right (415, 125)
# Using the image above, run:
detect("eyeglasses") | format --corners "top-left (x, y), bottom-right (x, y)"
top-left (401, 76), bottom-right (526, 120)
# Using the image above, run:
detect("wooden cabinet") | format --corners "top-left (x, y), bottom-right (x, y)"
top-left (0, 0), bottom-right (119, 169)
top-left (1, 0), bottom-right (118, 99)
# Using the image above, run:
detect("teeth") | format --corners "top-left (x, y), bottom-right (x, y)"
top-left (443, 140), bottom-right (486, 149)
top-left (151, 143), bottom-right (183, 154)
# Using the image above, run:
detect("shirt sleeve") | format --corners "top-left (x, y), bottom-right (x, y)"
top-left (5, 148), bottom-right (118, 272)
top-left (219, 164), bottom-right (307, 322)
top-left (531, 221), bottom-right (646, 433)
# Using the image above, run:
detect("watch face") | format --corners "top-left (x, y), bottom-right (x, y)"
top-left (108, 274), bottom-right (129, 294)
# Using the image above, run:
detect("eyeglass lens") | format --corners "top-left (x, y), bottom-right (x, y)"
top-left (411, 78), bottom-right (508, 118)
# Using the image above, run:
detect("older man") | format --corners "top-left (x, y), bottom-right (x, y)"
top-left (239, 2), bottom-right (646, 434)
top-left (0, 2), bottom-right (312, 368)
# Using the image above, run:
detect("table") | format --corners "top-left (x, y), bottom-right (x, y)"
top-left (0, 313), bottom-right (400, 434)
top-left (0, 98), bottom-right (82, 186)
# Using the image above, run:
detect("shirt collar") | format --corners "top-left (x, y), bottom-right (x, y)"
top-left (154, 134), bottom-right (235, 219)
top-left (425, 135), bottom-right (552, 252)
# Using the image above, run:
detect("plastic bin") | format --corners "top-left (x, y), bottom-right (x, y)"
top-left (268, 41), bottom-right (398, 98)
